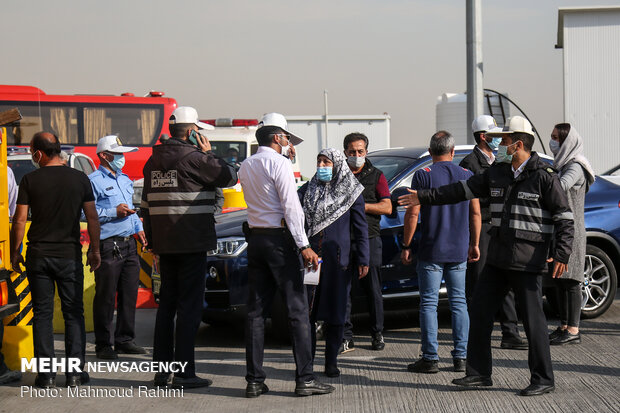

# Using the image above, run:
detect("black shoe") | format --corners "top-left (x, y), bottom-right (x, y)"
top-left (371, 333), bottom-right (385, 351)
top-left (246, 381), bottom-right (269, 398)
top-left (500, 335), bottom-right (528, 350)
top-left (551, 330), bottom-right (581, 345)
top-left (325, 365), bottom-right (340, 378)
top-left (34, 375), bottom-right (56, 389)
top-left (171, 375), bottom-right (213, 389)
top-left (520, 383), bottom-right (555, 396)
top-left (452, 375), bottom-right (493, 387)
top-left (294, 379), bottom-right (335, 396)
top-left (407, 358), bottom-right (439, 374)
top-left (153, 373), bottom-right (171, 387)
top-left (66, 372), bottom-right (90, 387)
top-left (96, 346), bottom-right (118, 359)
top-left (115, 342), bottom-right (147, 354)
top-left (0, 369), bottom-right (21, 385)
top-left (453, 358), bottom-right (466, 372)
top-left (338, 339), bottom-right (355, 354)
top-left (548, 327), bottom-right (565, 341)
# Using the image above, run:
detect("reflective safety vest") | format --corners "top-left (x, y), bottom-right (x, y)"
top-left (419, 152), bottom-right (574, 273)
top-left (141, 138), bottom-right (237, 254)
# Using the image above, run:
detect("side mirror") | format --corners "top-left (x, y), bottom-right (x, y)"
top-left (388, 187), bottom-right (410, 218)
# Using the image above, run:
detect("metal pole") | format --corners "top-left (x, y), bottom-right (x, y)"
top-left (466, 0), bottom-right (483, 145)
top-left (323, 89), bottom-right (329, 150)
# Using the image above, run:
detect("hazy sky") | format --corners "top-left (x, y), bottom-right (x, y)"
top-left (3, 0), bottom-right (620, 151)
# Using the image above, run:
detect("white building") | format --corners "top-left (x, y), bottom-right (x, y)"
top-left (557, 6), bottom-right (620, 173)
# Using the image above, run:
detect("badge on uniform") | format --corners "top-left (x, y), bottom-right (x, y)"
top-left (490, 188), bottom-right (504, 197)
top-left (518, 192), bottom-right (540, 201)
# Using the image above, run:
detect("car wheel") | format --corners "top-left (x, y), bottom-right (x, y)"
top-left (581, 245), bottom-right (618, 319)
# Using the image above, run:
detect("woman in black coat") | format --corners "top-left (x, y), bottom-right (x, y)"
top-left (298, 148), bottom-right (370, 377)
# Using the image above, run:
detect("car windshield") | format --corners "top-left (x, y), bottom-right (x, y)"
top-left (8, 159), bottom-right (36, 185)
top-left (367, 155), bottom-right (418, 182)
top-left (209, 141), bottom-right (247, 166)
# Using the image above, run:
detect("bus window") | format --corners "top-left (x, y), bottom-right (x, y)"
top-left (0, 103), bottom-right (78, 145)
top-left (83, 105), bottom-right (161, 146)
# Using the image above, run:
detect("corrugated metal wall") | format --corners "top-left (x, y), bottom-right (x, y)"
top-left (563, 10), bottom-right (620, 173)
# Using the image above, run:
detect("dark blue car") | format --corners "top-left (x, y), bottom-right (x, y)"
top-left (202, 147), bottom-right (619, 328)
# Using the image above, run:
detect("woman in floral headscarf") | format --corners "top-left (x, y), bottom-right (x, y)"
top-left (548, 123), bottom-right (595, 345)
top-left (298, 148), bottom-right (369, 377)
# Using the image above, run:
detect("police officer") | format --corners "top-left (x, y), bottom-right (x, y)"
top-left (142, 107), bottom-right (237, 389)
top-left (90, 135), bottom-right (146, 360)
top-left (460, 115), bottom-right (527, 350)
top-left (342, 132), bottom-right (392, 352)
top-left (399, 116), bottom-right (574, 397)
top-left (239, 113), bottom-right (334, 398)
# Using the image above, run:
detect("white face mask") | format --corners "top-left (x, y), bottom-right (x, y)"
top-left (549, 139), bottom-right (560, 155)
top-left (278, 136), bottom-right (290, 157)
top-left (347, 155), bottom-right (365, 169)
top-left (31, 150), bottom-right (42, 169)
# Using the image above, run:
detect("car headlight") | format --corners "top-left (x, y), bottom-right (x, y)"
top-left (207, 237), bottom-right (247, 257)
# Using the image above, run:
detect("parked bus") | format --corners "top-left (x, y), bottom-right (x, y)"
top-left (0, 85), bottom-right (178, 179)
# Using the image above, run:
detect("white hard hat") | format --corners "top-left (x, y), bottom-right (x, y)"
top-left (96, 135), bottom-right (138, 154)
top-left (472, 115), bottom-right (500, 133)
top-left (487, 116), bottom-right (534, 137)
top-left (169, 106), bottom-right (214, 130)
top-left (257, 112), bottom-right (303, 145)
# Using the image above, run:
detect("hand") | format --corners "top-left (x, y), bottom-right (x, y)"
top-left (196, 132), bottom-right (212, 152)
top-left (137, 231), bottom-right (148, 251)
top-left (398, 189), bottom-right (420, 207)
top-left (87, 250), bottom-right (101, 272)
top-left (547, 257), bottom-right (567, 278)
top-left (116, 203), bottom-right (136, 218)
top-left (468, 245), bottom-right (480, 263)
top-left (287, 144), bottom-right (296, 161)
top-left (301, 248), bottom-right (319, 271)
top-left (358, 265), bottom-right (369, 279)
top-left (401, 248), bottom-right (412, 265)
top-left (11, 251), bottom-right (25, 274)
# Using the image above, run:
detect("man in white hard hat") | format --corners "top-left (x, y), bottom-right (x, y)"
top-left (89, 135), bottom-right (147, 360)
top-left (239, 113), bottom-right (334, 398)
top-left (142, 106), bottom-right (237, 389)
top-left (460, 116), bottom-right (528, 350)
top-left (399, 116), bottom-right (574, 396)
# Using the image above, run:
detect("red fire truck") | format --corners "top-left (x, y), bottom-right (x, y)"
top-left (0, 85), bottom-right (178, 179)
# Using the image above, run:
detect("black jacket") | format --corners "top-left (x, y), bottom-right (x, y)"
top-left (418, 152), bottom-right (574, 273)
top-left (141, 138), bottom-right (237, 254)
top-left (354, 159), bottom-right (385, 239)
top-left (459, 147), bottom-right (493, 221)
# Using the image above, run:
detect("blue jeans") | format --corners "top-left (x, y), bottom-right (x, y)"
top-left (417, 260), bottom-right (469, 360)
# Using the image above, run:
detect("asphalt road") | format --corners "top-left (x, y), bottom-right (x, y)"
top-left (1, 298), bottom-right (619, 413)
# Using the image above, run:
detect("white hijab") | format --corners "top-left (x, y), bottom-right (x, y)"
top-left (553, 125), bottom-right (596, 189)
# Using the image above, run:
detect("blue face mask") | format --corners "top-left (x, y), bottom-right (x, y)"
top-left (317, 166), bottom-right (333, 182)
top-left (496, 142), bottom-right (516, 164)
top-left (487, 137), bottom-right (502, 150)
top-left (109, 154), bottom-right (125, 171)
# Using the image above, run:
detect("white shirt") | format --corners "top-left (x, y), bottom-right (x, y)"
top-left (239, 146), bottom-right (309, 248)
top-left (512, 156), bottom-right (531, 178)
top-left (476, 146), bottom-right (495, 165)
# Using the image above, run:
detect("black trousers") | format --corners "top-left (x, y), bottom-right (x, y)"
top-left (467, 222), bottom-right (521, 339)
top-left (153, 252), bottom-right (207, 379)
top-left (26, 256), bottom-right (86, 379)
top-left (245, 231), bottom-right (314, 384)
top-left (466, 265), bottom-right (554, 386)
top-left (93, 238), bottom-right (140, 351)
top-left (557, 278), bottom-right (582, 328)
top-left (344, 236), bottom-right (384, 340)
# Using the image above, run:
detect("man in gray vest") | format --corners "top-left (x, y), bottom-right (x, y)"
top-left (142, 106), bottom-right (237, 389)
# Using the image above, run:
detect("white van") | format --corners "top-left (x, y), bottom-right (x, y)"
top-left (202, 118), bottom-right (302, 183)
